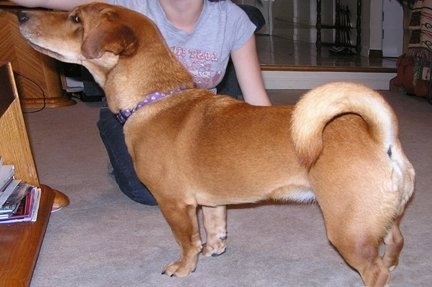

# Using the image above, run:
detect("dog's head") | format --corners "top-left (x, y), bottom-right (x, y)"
top-left (18, 2), bottom-right (195, 110)
top-left (18, 3), bottom-right (144, 64)
top-left (18, 3), bottom-right (171, 87)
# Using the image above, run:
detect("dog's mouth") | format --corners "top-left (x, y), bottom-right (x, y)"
top-left (27, 41), bottom-right (67, 61)
top-left (19, 25), bottom-right (82, 64)
top-left (28, 42), bottom-right (60, 58)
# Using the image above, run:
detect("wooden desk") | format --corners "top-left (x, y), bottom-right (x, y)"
top-left (0, 185), bottom-right (55, 287)
top-left (0, 62), bottom-right (66, 286)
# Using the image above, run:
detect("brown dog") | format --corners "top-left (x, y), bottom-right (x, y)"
top-left (18, 3), bottom-right (415, 286)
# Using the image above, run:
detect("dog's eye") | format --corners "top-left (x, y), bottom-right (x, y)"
top-left (71, 15), bottom-right (81, 24)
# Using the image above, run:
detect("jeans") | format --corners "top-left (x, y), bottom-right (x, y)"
top-left (97, 109), bottom-right (158, 205)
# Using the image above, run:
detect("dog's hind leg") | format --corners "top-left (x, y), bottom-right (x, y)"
top-left (325, 220), bottom-right (391, 287)
top-left (202, 205), bottom-right (227, 257)
top-left (382, 217), bottom-right (404, 270)
top-left (159, 201), bottom-right (203, 277)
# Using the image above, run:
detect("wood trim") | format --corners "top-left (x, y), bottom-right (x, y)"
top-left (261, 63), bottom-right (395, 73)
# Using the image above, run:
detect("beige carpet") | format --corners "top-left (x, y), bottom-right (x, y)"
top-left (23, 89), bottom-right (432, 287)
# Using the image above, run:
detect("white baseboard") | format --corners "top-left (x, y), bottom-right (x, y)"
top-left (262, 71), bottom-right (396, 90)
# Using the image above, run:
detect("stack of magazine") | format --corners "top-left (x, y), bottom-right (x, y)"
top-left (0, 158), bottom-right (41, 224)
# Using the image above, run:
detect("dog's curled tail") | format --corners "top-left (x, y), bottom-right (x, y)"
top-left (291, 82), bottom-right (398, 168)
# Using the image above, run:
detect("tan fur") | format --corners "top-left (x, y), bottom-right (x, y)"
top-left (19, 4), bottom-right (415, 286)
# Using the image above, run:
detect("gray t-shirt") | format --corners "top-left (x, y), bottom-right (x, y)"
top-left (108, 0), bottom-right (256, 89)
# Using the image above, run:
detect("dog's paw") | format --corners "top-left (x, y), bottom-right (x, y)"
top-left (162, 260), bottom-right (197, 277)
top-left (202, 240), bottom-right (227, 257)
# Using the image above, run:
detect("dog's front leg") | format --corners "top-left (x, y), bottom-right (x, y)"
top-left (202, 205), bottom-right (227, 256)
top-left (159, 202), bottom-right (202, 277)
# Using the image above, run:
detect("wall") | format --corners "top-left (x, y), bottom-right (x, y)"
top-left (382, 0), bottom-right (404, 56)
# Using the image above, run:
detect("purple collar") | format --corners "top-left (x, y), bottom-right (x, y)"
top-left (116, 87), bottom-right (187, 124)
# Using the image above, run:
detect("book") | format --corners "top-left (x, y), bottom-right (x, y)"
top-left (0, 156), bottom-right (41, 224)
top-left (0, 182), bottom-right (31, 216)
top-left (0, 179), bottom-right (20, 207)
top-left (0, 163), bottom-right (14, 193)
top-left (0, 192), bottom-right (28, 219)
top-left (0, 187), bottom-right (41, 223)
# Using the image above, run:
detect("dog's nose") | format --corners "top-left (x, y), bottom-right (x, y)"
top-left (17, 11), bottom-right (30, 24)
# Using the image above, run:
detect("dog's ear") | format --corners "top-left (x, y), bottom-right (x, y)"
top-left (81, 11), bottom-right (138, 59)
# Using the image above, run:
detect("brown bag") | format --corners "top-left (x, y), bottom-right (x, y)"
top-left (393, 53), bottom-right (429, 97)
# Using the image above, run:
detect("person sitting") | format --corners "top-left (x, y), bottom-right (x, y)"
top-left (12, 0), bottom-right (271, 205)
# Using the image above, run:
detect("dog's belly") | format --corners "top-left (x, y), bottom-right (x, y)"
top-left (188, 151), bottom-right (313, 205)
top-left (195, 183), bottom-right (315, 206)
top-left (131, 133), bottom-right (313, 206)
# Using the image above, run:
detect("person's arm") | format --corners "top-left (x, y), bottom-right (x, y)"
top-left (10, 0), bottom-right (104, 10)
top-left (230, 35), bottom-right (271, 107)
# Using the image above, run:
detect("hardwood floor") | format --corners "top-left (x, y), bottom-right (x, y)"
top-left (255, 34), bottom-right (398, 73)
